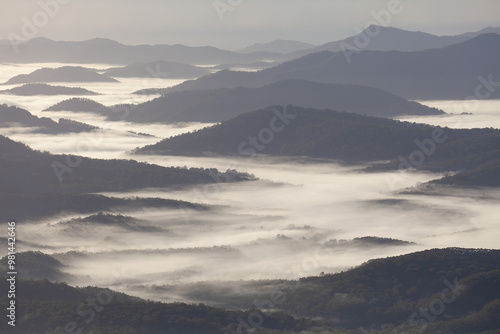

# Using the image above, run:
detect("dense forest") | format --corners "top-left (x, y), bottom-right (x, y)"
top-left (0, 248), bottom-right (498, 333)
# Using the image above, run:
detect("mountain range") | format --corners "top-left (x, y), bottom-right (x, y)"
top-left (170, 34), bottom-right (500, 100)
top-left (237, 39), bottom-right (315, 54)
top-left (0, 37), bottom-right (282, 65)
top-left (1, 26), bottom-right (498, 67)
top-left (288, 25), bottom-right (500, 58)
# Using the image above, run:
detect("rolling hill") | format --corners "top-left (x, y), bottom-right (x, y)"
top-left (2, 66), bottom-right (118, 85)
top-left (124, 79), bottom-right (444, 123)
top-left (0, 193), bottom-right (206, 223)
top-left (0, 83), bottom-right (99, 96)
top-left (43, 97), bottom-right (110, 113)
top-left (432, 158), bottom-right (500, 187)
top-left (134, 105), bottom-right (500, 186)
top-left (0, 134), bottom-right (254, 196)
top-left (0, 104), bottom-right (99, 133)
top-left (237, 39), bottom-right (315, 54)
top-left (104, 60), bottom-right (210, 79)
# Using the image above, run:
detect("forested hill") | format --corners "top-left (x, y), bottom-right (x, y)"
top-left (2, 66), bottom-right (118, 85)
top-left (0, 280), bottom-right (308, 334)
top-left (123, 79), bottom-right (443, 123)
top-left (134, 106), bottom-right (500, 174)
top-left (280, 248), bottom-right (500, 333)
top-left (0, 83), bottom-right (98, 96)
top-left (0, 104), bottom-right (99, 133)
top-left (0, 135), bottom-right (254, 195)
top-left (0, 248), bottom-right (498, 333)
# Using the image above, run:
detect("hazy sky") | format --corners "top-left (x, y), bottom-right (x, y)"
top-left (1, 0), bottom-right (500, 49)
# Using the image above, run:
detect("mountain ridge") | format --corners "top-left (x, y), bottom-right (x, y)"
top-left (91, 79), bottom-right (444, 123)
top-left (169, 33), bottom-right (500, 100)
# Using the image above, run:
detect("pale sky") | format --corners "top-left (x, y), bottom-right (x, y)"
top-left (1, 0), bottom-right (500, 49)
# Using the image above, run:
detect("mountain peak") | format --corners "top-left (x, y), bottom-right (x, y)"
top-left (82, 37), bottom-right (123, 46)
top-left (27, 37), bottom-right (54, 45)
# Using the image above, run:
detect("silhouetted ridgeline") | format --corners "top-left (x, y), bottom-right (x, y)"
top-left (0, 83), bottom-right (99, 96)
top-left (124, 79), bottom-right (443, 123)
top-left (2, 66), bottom-right (118, 85)
top-left (0, 134), bottom-right (255, 196)
top-left (0, 193), bottom-right (206, 223)
top-left (44, 97), bottom-right (110, 112)
top-left (280, 248), bottom-right (500, 333)
top-left (0, 37), bottom-right (283, 65)
top-left (104, 60), bottom-right (210, 79)
top-left (43, 98), bottom-right (136, 121)
top-left (171, 34), bottom-right (500, 100)
top-left (431, 158), bottom-right (500, 187)
top-left (134, 106), bottom-right (500, 180)
top-left (0, 279), bottom-right (307, 334)
top-left (237, 39), bottom-right (315, 54)
top-left (288, 25), bottom-right (500, 58)
top-left (0, 104), bottom-right (99, 133)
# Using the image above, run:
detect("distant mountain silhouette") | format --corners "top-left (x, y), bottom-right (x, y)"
top-left (170, 34), bottom-right (500, 100)
top-left (0, 37), bottom-right (283, 65)
top-left (135, 105), bottom-right (500, 186)
top-left (43, 98), bottom-right (136, 122)
top-left (3, 66), bottom-right (118, 84)
top-left (0, 104), bottom-right (98, 133)
top-left (104, 60), bottom-right (210, 79)
top-left (238, 40), bottom-right (315, 54)
top-left (44, 97), bottom-right (109, 113)
top-left (209, 61), bottom-right (277, 72)
top-left (124, 79), bottom-right (443, 123)
top-left (1, 27), bottom-right (497, 66)
top-left (289, 25), bottom-right (500, 58)
top-left (0, 83), bottom-right (98, 96)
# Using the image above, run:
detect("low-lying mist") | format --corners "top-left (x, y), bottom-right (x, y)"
top-left (397, 100), bottom-right (500, 129)
top-left (9, 156), bottom-right (500, 304)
